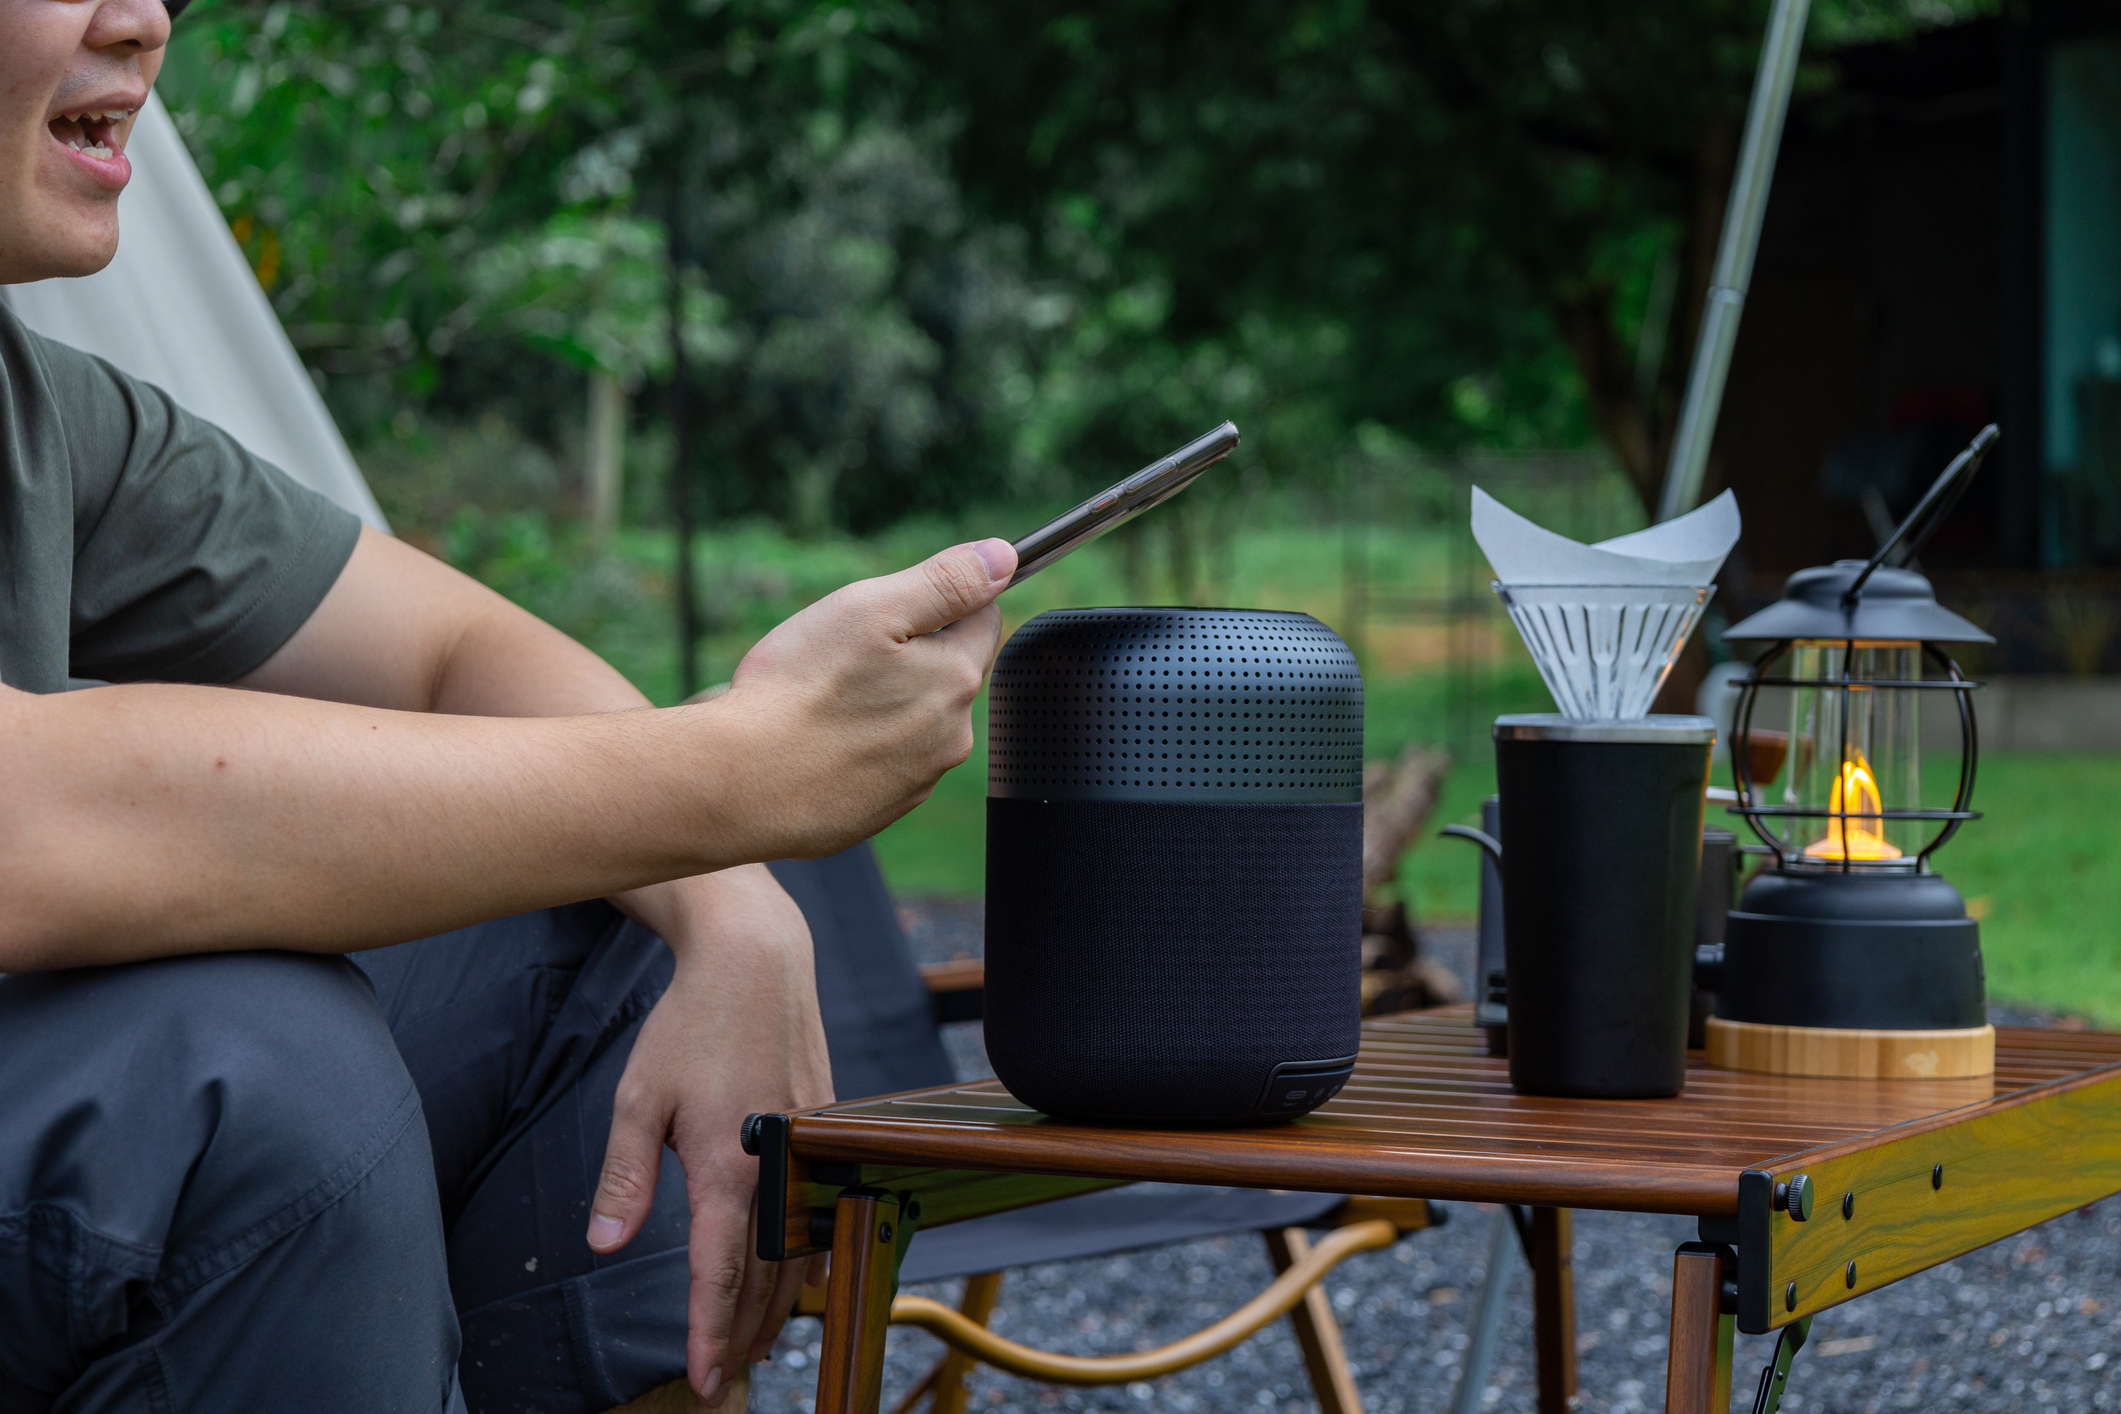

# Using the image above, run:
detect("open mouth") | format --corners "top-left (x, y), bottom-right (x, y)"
top-left (49, 108), bottom-right (134, 162)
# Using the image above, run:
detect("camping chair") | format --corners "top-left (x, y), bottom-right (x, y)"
top-left (612, 843), bottom-right (1440, 1414)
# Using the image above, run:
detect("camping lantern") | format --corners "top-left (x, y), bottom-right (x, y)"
top-left (1709, 428), bottom-right (1999, 1080)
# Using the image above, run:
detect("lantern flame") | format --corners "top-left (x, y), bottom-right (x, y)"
top-left (1803, 750), bottom-right (1903, 861)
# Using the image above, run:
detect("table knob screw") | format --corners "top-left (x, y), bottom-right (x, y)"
top-left (1933, 1163), bottom-right (1944, 1190)
top-left (878, 1222), bottom-right (894, 1244)
top-left (1845, 1260), bottom-right (1858, 1289)
top-left (1775, 1173), bottom-right (1815, 1221)
top-left (1842, 1191), bottom-right (1854, 1221)
top-left (1785, 1281), bottom-right (1798, 1312)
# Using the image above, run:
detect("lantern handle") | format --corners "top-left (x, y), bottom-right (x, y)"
top-left (1841, 423), bottom-right (2000, 608)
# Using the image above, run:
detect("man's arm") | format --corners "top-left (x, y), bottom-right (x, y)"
top-left (0, 528), bottom-right (1012, 967)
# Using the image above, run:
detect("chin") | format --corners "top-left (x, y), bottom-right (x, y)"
top-left (3, 212), bottom-right (121, 283)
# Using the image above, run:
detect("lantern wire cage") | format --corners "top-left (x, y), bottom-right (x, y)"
top-left (1730, 641), bottom-right (1980, 871)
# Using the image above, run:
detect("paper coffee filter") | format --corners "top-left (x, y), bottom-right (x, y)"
top-left (1472, 488), bottom-right (1742, 720)
top-left (1472, 487), bottom-right (1740, 587)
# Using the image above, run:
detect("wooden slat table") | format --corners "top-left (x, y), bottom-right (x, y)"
top-left (749, 1007), bottom-right (2121, 1414)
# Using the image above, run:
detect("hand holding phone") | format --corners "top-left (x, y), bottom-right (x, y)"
top-left (1008, 422), bottom-right (1240, 587)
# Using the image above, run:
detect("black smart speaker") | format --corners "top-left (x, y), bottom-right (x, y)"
top-left (983, 607), bottom-right (1365, 1126)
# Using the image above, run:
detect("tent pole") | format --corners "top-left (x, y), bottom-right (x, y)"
top-left (1655, 0), bottom-right (1813, 523)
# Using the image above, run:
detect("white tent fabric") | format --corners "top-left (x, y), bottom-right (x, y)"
top-left (2, 94), bottom-right (387, 530)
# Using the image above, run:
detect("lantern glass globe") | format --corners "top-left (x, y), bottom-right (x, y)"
top-left (1779, 640), bottom-right (1925, 868)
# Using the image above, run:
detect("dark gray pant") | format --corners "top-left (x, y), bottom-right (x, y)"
top-left (0, 902), bottom-right (691, 1414)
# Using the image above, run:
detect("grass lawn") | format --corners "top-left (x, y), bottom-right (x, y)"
top-left (1940, 755), bottom-right (2121, 1023)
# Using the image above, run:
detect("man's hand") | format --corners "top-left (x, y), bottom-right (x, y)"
top-left (714, 537), bottom-right (1017, 857)
top-left (589, 867), bottom-right (834, 1406)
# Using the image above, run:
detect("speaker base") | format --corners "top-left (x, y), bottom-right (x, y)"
top-left (1705, 1016), bottom-right (1995, 1080)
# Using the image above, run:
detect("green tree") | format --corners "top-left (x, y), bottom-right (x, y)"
top-left (159, 0), bottom-right (1020, 537)
top-left (912, 0), bottom-right (1996, 514)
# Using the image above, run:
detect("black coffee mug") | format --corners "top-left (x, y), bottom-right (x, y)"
top-left (1493, 714), bottom-right (1714, 1098)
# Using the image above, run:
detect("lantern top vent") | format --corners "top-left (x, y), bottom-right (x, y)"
top-left (1723, 561), bottom-right (1993, 645)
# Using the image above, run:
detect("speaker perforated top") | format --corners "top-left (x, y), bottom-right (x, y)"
top-left (988, 607), bottom-right (1363, 803)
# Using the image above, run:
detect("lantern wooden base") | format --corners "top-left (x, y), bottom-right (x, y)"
top-left (1704, 1016), bottom-right (1995, 1080)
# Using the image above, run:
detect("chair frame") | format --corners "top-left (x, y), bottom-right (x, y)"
top-left (854, 1194), bottom-right (1439, 1414)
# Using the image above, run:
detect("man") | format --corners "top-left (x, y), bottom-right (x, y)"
top-left (0, 2), bottom-right (1015, 1410)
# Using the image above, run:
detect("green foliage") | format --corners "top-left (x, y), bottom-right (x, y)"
top-left (470, 213), bottom-right (732, 384)
top-left (913, 0), bottom-right (2002, 510)
top-left (160, 0), bottom-right (1999, 542)
top-left (159, 0), bottom-right (1013, 532)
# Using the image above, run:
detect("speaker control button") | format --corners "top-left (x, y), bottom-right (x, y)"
top-left (1253, 1060), bottom-right (1356, 1119)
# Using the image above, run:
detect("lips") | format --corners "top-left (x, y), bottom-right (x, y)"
top-left (49, 107), bottom-right (134, 162)
top-left (46, 105), bottom-right (136, 190)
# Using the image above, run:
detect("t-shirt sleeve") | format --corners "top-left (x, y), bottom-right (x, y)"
top-left (43, 334), bottom-right (363, 685)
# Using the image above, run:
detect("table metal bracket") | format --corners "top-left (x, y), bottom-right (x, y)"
top-left (1747, 1316), bottom-right (1810, 1414)
top-left (754, 1113), bottom-right (1126, 1262)
top-left (1736, 1061), bottom-right (2121, 1334)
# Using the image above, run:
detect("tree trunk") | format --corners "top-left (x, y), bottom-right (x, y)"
top-left (668, 213), bottom-right (701, 700)
top-left (1557, 287), bottom-right (1660, 511)
top-left (586, 371), bottom-right (626, 552)
top-left (1341, 466), bottom-right (1369, 658)
top-left (1360, 746), bottom-right (1453, 896)
top-left (1553, 117), bottom-right (1739, 523)
top-left (1116, 521), bottom-right (1151, 604)
top-left (1166, 498), bottom-right (1198, 605)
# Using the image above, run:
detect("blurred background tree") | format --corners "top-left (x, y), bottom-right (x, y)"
top-left (155, 0), bottom-right (1988, 518)
top-left (154, 0), bottom-right (1986, 542)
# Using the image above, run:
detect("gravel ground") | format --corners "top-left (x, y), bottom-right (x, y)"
top-left (747, 906), bottom-right (2121, 1414)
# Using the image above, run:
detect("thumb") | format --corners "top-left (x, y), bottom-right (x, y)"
top-left (884, 539), bottom-right (1015, 639)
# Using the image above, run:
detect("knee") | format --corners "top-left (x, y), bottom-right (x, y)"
top-left (0, 953), bottom-right (448, 1397)
top-left (1, 951), bottom-right (423, 1240)
top-left (158, 952), bottom-right (421, 1188)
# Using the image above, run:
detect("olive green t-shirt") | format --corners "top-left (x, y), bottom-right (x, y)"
top-left (0, 302), bottom-right (361, 695)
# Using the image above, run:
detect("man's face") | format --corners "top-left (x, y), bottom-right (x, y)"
top-left (0, 0), bottom-right (169, 284)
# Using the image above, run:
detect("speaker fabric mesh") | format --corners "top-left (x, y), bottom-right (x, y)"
top-left (983, 607), bottom-right (1365, 1125)
top-left (988, 607), bottom-right (1363, 803)
top-left (985, 799), bottom-right (1363, 1124)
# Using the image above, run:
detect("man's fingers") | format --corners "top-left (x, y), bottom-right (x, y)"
top-left (715, 1225), bottom-right (785, 1390)
top-left (686, 1189), bottom-right (759, 1404)
top-left (587, 1101), bottom-right (666, 1253)
top-left (752, 1256), bottom-right (812, 1363)
top-left (926, 598), bottom-right (1005, 667)
top-left (885, 539), bottom-right (1014, 639)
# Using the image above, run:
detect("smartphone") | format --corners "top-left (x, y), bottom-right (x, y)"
top-left (1008, 422), bottom-right (1240, 587)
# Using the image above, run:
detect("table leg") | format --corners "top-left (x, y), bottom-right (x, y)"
top-left (1528, 1207), bottom-right (1577, 1413)
top-left (815, 1190), bottom-right (902, 1414)
top-left (1662, 1244), bottom-right (1734, 1414)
